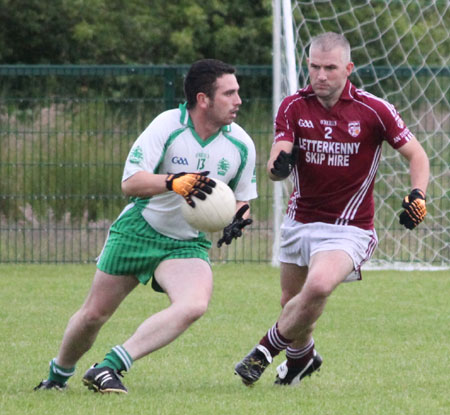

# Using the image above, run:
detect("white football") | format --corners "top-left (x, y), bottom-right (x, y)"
top-left (181, 178), bottom-right (236, 232)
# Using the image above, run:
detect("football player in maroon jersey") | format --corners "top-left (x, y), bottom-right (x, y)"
top-left (235, 32), bottom-right (429, 386)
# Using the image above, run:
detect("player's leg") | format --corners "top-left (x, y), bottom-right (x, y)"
top-left (279, 262), bottom-right (308, 308)
top-left (276, 262), bottom-right (321, 384)
top-left (235, 251), bottom-right (352, 386)
top-left (122, 257), bottom-right (213, 359)
top-left (234, 263), bottom-right (307, 386)
top-left (273, 250), bottom-right (353, 385)
top-left (235, 216), bottom-right (317, 385)
top-left (58, 269), bottom-right (139, 366)
top-left (280, 262), bottom-right (315, 346)
top-left (82, 258), bottom-right (212, 394)
top-left (278, 250), bottom-right (353, 341)
top-left (35, 269), bottom-right (138, 391)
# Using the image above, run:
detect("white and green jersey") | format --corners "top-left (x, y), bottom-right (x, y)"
top-left (122, 103), bottom-right (257, 240)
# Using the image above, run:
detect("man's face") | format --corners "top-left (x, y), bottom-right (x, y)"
top-left (307, 46), bottom-right (353, 105)
top-left (207, 74), bottom-right (242, 126)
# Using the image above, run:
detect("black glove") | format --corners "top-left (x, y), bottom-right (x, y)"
top-left (270, 145), bottom-right (299, 178)
top-left (217, 204), bottom-right (253, 247)
top-left (399, 188), bottom-right (427, 230)
top-left (166, 171), bottom-right (216, 207)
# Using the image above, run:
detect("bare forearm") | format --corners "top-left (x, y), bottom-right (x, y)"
top-left (121, 171), bottom-right (168, 198)
top-left (409, 149), bottom-right (430, 194)
top-left (398, 137), bottom-right (430, 194)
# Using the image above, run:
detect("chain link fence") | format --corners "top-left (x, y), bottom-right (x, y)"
top-left (0, 65), bottom-right (448, 266)
top-left (0, 65), bottom-right (274, 263)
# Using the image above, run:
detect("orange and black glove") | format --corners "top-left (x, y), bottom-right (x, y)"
top-left (399, 188), bottom-right (427, 230)
top-left (166, 171), bottom-right (216, 207)
top-left (217, 204), bottom-right (253, 247)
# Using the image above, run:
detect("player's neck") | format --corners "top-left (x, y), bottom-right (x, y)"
top-left (189, 110), bottom-right (221, 140)
top-left (316, 83), bottom-right (346, 110)
top-left (317, 96), bottom-right (339, 110)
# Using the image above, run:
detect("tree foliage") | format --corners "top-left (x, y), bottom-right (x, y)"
top-left (1, 1), bottom-right (446, 66)
top-left (0, 0), bottom-right (272, 64)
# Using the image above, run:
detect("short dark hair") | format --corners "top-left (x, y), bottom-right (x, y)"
top-left (184, 59), bottom-right (236, 109)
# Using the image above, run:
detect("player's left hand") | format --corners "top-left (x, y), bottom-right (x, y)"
top-left (399, 188), bottom-right (427, 230)
top-left (217, 204), bottom-right (253, 247)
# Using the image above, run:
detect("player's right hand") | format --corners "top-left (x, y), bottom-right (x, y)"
top-left (270, 145), bottom-right (299, 178)
top-left (399, 188), bottom-right (427, 230)
top-left (166, 171), bottom-right (216, 207)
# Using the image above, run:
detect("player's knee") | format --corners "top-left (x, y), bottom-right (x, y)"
top-left (280, 291), bottom-right (295, 308)
top-left (181, 299), bottom-right (209, 324)
top-left (189, 300), bottom-right (209, 321)
top-left (78, 306), bottom-right (111, 328)
top-left (305, 275), bottom-right (335, 300)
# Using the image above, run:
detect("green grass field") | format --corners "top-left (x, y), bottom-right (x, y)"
top-left (0, 264), bottom-right (448, 415)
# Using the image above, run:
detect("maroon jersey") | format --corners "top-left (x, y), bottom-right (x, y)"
top-left (274, 80), bottom-right (413, 230)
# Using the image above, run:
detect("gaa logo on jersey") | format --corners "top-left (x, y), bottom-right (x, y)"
top-left (348, 121), bottom-right (361, 138)
top-left (171, 156), bottom-right (189, 165)
top-left (298, 119), bottom-right (314, 128)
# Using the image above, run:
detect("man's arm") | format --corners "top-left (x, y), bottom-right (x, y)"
top-left (121, 171), bottom-right (167, 198)
top-left (397, 136), bottom-right (430, 230)
top-left (397, 136), bottom-right (430, 194)
top-left (122, 171), bottom-right (215, 207)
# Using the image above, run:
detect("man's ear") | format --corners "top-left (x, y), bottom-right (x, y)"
top-left (346, 61), bottom-right (354, 76)
top-left (196, 92), bottom-right (210, 109)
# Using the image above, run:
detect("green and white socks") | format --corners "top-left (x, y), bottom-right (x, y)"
top-left (48, 345), bottom-right (132, 385)
top-left (48, 358), bottom-right (75, 385)
top-left (96, 345), bottom-right (133, 372)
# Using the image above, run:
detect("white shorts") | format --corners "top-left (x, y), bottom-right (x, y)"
top-left (278, 216), bottom-right (378, 282)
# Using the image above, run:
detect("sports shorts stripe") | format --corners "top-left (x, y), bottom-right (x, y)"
top-left (97, 204), bottom-right (211, 292)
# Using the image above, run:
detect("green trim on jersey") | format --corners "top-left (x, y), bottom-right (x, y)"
top-left (154, 127), bottom-right (187, 174)
top-left (188, 117), bottom-right (221, 148)
top-left (223, 132), bottom-right (249, 191)
top-left (179, 102), bottom-right (233, 149)
top-left (179, 102), bottom-right (189, 124)
top-left (122, 103), bottom-right (255, 240)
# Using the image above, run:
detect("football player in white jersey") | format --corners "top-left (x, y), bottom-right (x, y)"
top-left (235, 32), bottom-right (429, 387)
top-left (35, 59), bottom-right (257, 393)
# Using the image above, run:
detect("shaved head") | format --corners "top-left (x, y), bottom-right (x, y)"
top-left (306, 32), bottom-right (354, 108)
top-left (309, 32), bottom-right (351, 64)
